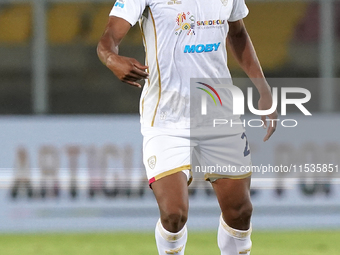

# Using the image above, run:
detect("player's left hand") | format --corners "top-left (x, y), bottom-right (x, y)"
top-left (258, 93), bottom-right (278, 142)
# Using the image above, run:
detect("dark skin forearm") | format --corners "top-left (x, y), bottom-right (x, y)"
top-left (97, 16), bottom-right (148, 87)
top-left (227, 20), bottom-right (270, 95)
top-left (227, 19), bottom-right (278, 141)
top-left (97, 17), bottom-right (129, 64)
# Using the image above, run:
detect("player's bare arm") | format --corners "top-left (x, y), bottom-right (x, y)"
top-left (227, 19), bottom-right (278, 142)
top-left (97, 16), bottom-right (149, 88)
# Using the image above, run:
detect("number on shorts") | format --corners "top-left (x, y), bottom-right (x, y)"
top-left (241, 132), bottom-right (250, 157)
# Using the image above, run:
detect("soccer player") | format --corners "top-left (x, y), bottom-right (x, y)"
top-left (97, 0), bottom-right (278, 254)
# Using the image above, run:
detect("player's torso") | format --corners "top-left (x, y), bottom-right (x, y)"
top-left (140, 0), bottom-right (235, 128)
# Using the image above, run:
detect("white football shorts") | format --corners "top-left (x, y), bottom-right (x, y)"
top-left (142, 126), bottom-right (252, 186)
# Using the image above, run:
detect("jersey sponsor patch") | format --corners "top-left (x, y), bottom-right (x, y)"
top-left (114, 0), bottom-right (125, 8)
top-left (184, 42), bottom-right (221, 53)
top-left (175, 12), bottom-right (195, 36)
top-left (197, 19), bottom-right (226, 26)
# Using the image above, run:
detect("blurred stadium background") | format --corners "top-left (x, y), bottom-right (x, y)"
top-left (0, 0), bottom-right (339, 254)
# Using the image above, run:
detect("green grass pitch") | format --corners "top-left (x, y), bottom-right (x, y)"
top-left (0, 231), bottom-right (339, 255)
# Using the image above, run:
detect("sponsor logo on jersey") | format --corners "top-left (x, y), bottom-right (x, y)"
top-left (196, 19), bottom-right (226, 30)
top-left (184, 42), bottom-right (220, 53)
top-left (114, 0), bottom-right (125, 8)
top-left (197, 19), bottom-right (226, 26)
top-left (148, 156), bottom-right (156, 169)
top-left (167, 0), bottom-right (182, 5)
top-left (175, 12), bottom-right (195, 36)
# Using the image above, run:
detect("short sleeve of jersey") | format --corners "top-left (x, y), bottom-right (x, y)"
top-left (109, 0), bottom-right (147, 26)
top-left (228, 0), bottom-right (249, 22)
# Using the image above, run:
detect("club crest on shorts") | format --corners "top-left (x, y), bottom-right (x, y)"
top-left (221, 0), bottom-right (228, 6)
top-left (148, 156), bottom-right (156, 169)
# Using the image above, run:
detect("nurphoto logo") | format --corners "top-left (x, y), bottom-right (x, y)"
top-left (198, 82), bottom-right (312, 128)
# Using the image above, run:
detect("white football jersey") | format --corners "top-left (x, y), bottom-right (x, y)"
top-left (110, 0), bottom-right (249, 128)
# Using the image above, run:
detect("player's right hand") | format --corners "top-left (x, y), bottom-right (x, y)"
top-left (106, 54), bottom-right (149, 88)
top-left (258, 94), bottom-right (278, 142)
